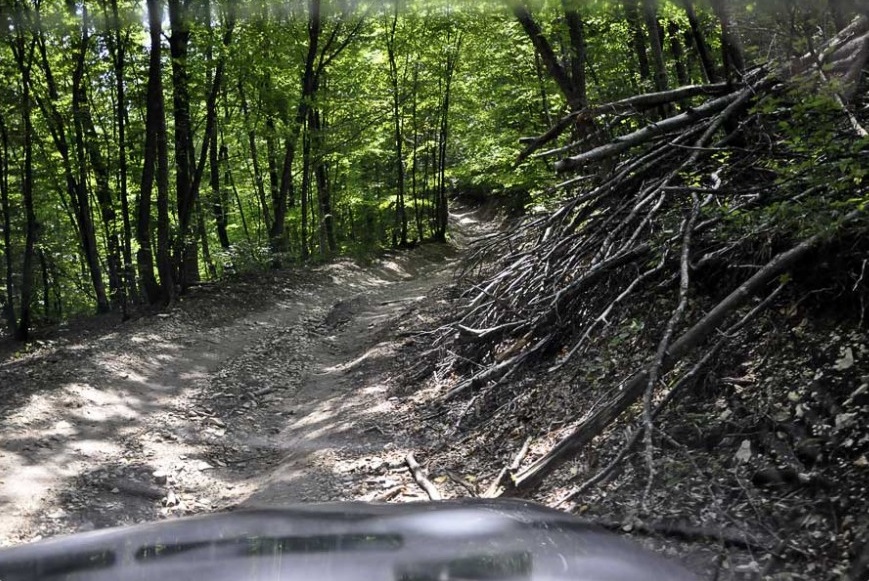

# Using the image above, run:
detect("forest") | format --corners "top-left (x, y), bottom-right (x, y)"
top-left (0, 0), bottom-right (865, 341)
top-left (0, 0), bottom-right (868, 576)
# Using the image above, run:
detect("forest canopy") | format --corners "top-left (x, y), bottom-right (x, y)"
top-left (0, 0), bottom-right (866, 342)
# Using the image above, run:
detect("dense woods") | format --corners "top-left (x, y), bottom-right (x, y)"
top-left (1, 0), bottom-right (865, 343)
top-left (0, 0), bottom-right (499, 339)
top-left (0, 0), bottom-right (868, 576)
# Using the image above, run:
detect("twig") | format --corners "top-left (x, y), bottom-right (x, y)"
top-left (556, 282), bottom-right (786, 506)
top-left (406, 452), bottom-right (442, 500)
top-left (642, 193), bottom-right (700, 507)
top-left (484, 436), bottom-right (532, 498)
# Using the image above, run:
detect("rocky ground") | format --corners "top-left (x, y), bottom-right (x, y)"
top-left (0, 208), bottom-right (487, 546)
top-left (1, 205), bottom-right (866, 581)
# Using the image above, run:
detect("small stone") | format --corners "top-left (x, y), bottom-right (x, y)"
top-left (153, 471), bottom-right (168, 485)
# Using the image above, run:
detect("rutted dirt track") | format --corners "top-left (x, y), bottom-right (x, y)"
top-left (0, 210), bottom-right (486, 546)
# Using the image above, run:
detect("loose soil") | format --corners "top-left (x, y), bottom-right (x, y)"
top-left (0, 208), bottom-right (486, 545)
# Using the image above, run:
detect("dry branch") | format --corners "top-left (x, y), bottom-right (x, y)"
top-left (505, 209), bottom-right (862, 495)
top-left (517, 83), bottom-right (731, 163)
top-left (556, 282), bottom-right (787, 506)
top-left (406, 452), bottom-right (442, 500)
top-left (553, 91), bottom-right (742, 173)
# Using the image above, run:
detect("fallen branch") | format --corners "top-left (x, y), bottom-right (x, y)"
top-left (556, 281), bottom-right (786, 506)
top-left (504, 208), bottom-right (861, 495)
top-left (484, 436), bottom-right (532, 498)
top-left (406, 452), bottom-right (442, 500)
top-left (516, 83), bottom-right (731, 163)
top-left (554, 91), bottom-right (742, 173)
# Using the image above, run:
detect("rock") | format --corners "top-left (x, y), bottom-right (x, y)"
top-left (153, 471), bottom-right (168, 485)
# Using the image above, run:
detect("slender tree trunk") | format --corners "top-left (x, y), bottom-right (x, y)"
top-left (108, 0), bottom-right (136, 311)
top-left (411, 64), bottom-right (423, 242)
top-left (510, 0), bottom-right (583, 109)
top-left (300, 117), bottom-right (312, 261)
top-left (168, 0), bottom-right (199, 287)
top-left (0, 112), bottom-right (16, 333)
top-left (32, 18), bottom-right (109, 314)
top-left (14, 30), bottom-right (37, 341)
top-left (272, 0), bottom-right (321, 259)
top-left (435, 33), bottom-right (460, 242)
top-left (238, 81), bottom-right (272, 232)
top-left (155, 78), bottom-right (175, 304)
top-left (75, 6), bottom-right (123, 311)
top-left (562, 0), bottom-right (588, 108)
top-left (139, 0), bottom-right (172, 304)
top-left (197, 200), bottom-right (216, 278)
top-left (624, 0), bottom-right (651, 82)
top-left (643, 0), bottom-right (669, 93)
top-left (38, 247), bottom-right (49, 316)
top-left (265, 116), bottom-right (282, 210)
top-left (680, 0), bottom-right (720, 82)
top-left (710, 0), bottom-right (746, 80)
top-left (668, 21), bottom-right (690, 85)
top-left (224, 145), bottom-right (251, 244)
top-left (386, 5), bottom-right (408, 247)
top-left (311, 108), bottom-right (335, 256)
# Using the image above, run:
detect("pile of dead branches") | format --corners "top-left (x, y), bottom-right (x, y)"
top-left (431, 17), bottom-right (869, 497)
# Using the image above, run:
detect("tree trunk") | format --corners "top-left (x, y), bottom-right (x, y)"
top-left (562, 0), bottom-right (588, 108)
top-left (435, 33), bottom-right (460, 242)
top-left (11, 25), bottom-right (37, 341)
top-left (139, 0), bottom-right (169, 304)
top-left (272, 0), bottom-right (321, 259)
top-left (75, 6), bottom-right (123, 311)
top-left (238, 81), bottom-right (272, 232)
top-left (710, 0), bottom-right (747, 79)
top-left (105, 0), bottom-right (136, 309)
top-left (311, 107), bottom-right (336, 256)
top-left (510, 0), bottom-right (583, 109)
top-left (680, 0), bottom-right (720, 83)
top-left (206, 3), bottom-right (230, 255)
top-left (31, 17), bottom-right (109, 315)
top-left (168, 0), bottom-right (198, 287)
top-left (643, 0), bottom-right (669, 93)
top-left (386, 5), bottom-right (408, 247)
top-left (411, 63), bottom-right (424, 242)
top-left (0, 109), bottom-right (16, 333)
top-left (624, 0), bottom-right (651, 82)
top-left (300, 116), bottom-right (312, 261)
top-left (668, 21), bottom-right (690, 85)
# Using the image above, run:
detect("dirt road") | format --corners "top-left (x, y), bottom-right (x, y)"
top-left (0, 209), bottom-right (484, 545)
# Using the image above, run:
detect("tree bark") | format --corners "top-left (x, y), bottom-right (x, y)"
top-left (562, 0), bottom-right (588, 108)
top-left (624, 0), bottom-right (651, 82)
top-left (9, 19), bottom-right (37, 340)
top-left (710, 0), bottom-right (747, 79)
top-left (272, 0), bottom-right (322, 259)
top-left (386, 3), bottom-right (408, 247)
top-left (0, 113), bottom-right (15, 333)
top-left (668, 21), bottom-right (690, 85)
top-left (238, 81), bottom-right (272, 232)
top-left (168, 0), bottom-right (199, 287)
top-left (74, 6), bottom-right (123, 311)
top-left (643, 0), bottom-right (669, 93)
top-left (509, 0), bottom-right (584, 109)
top-left (680, 0), bottom-right (720, 83)
top-left (139, 0), bottom-right (172, 304)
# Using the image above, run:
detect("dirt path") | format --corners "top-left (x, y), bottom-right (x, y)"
top-left (0, 209), bottom-right (486, 546)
